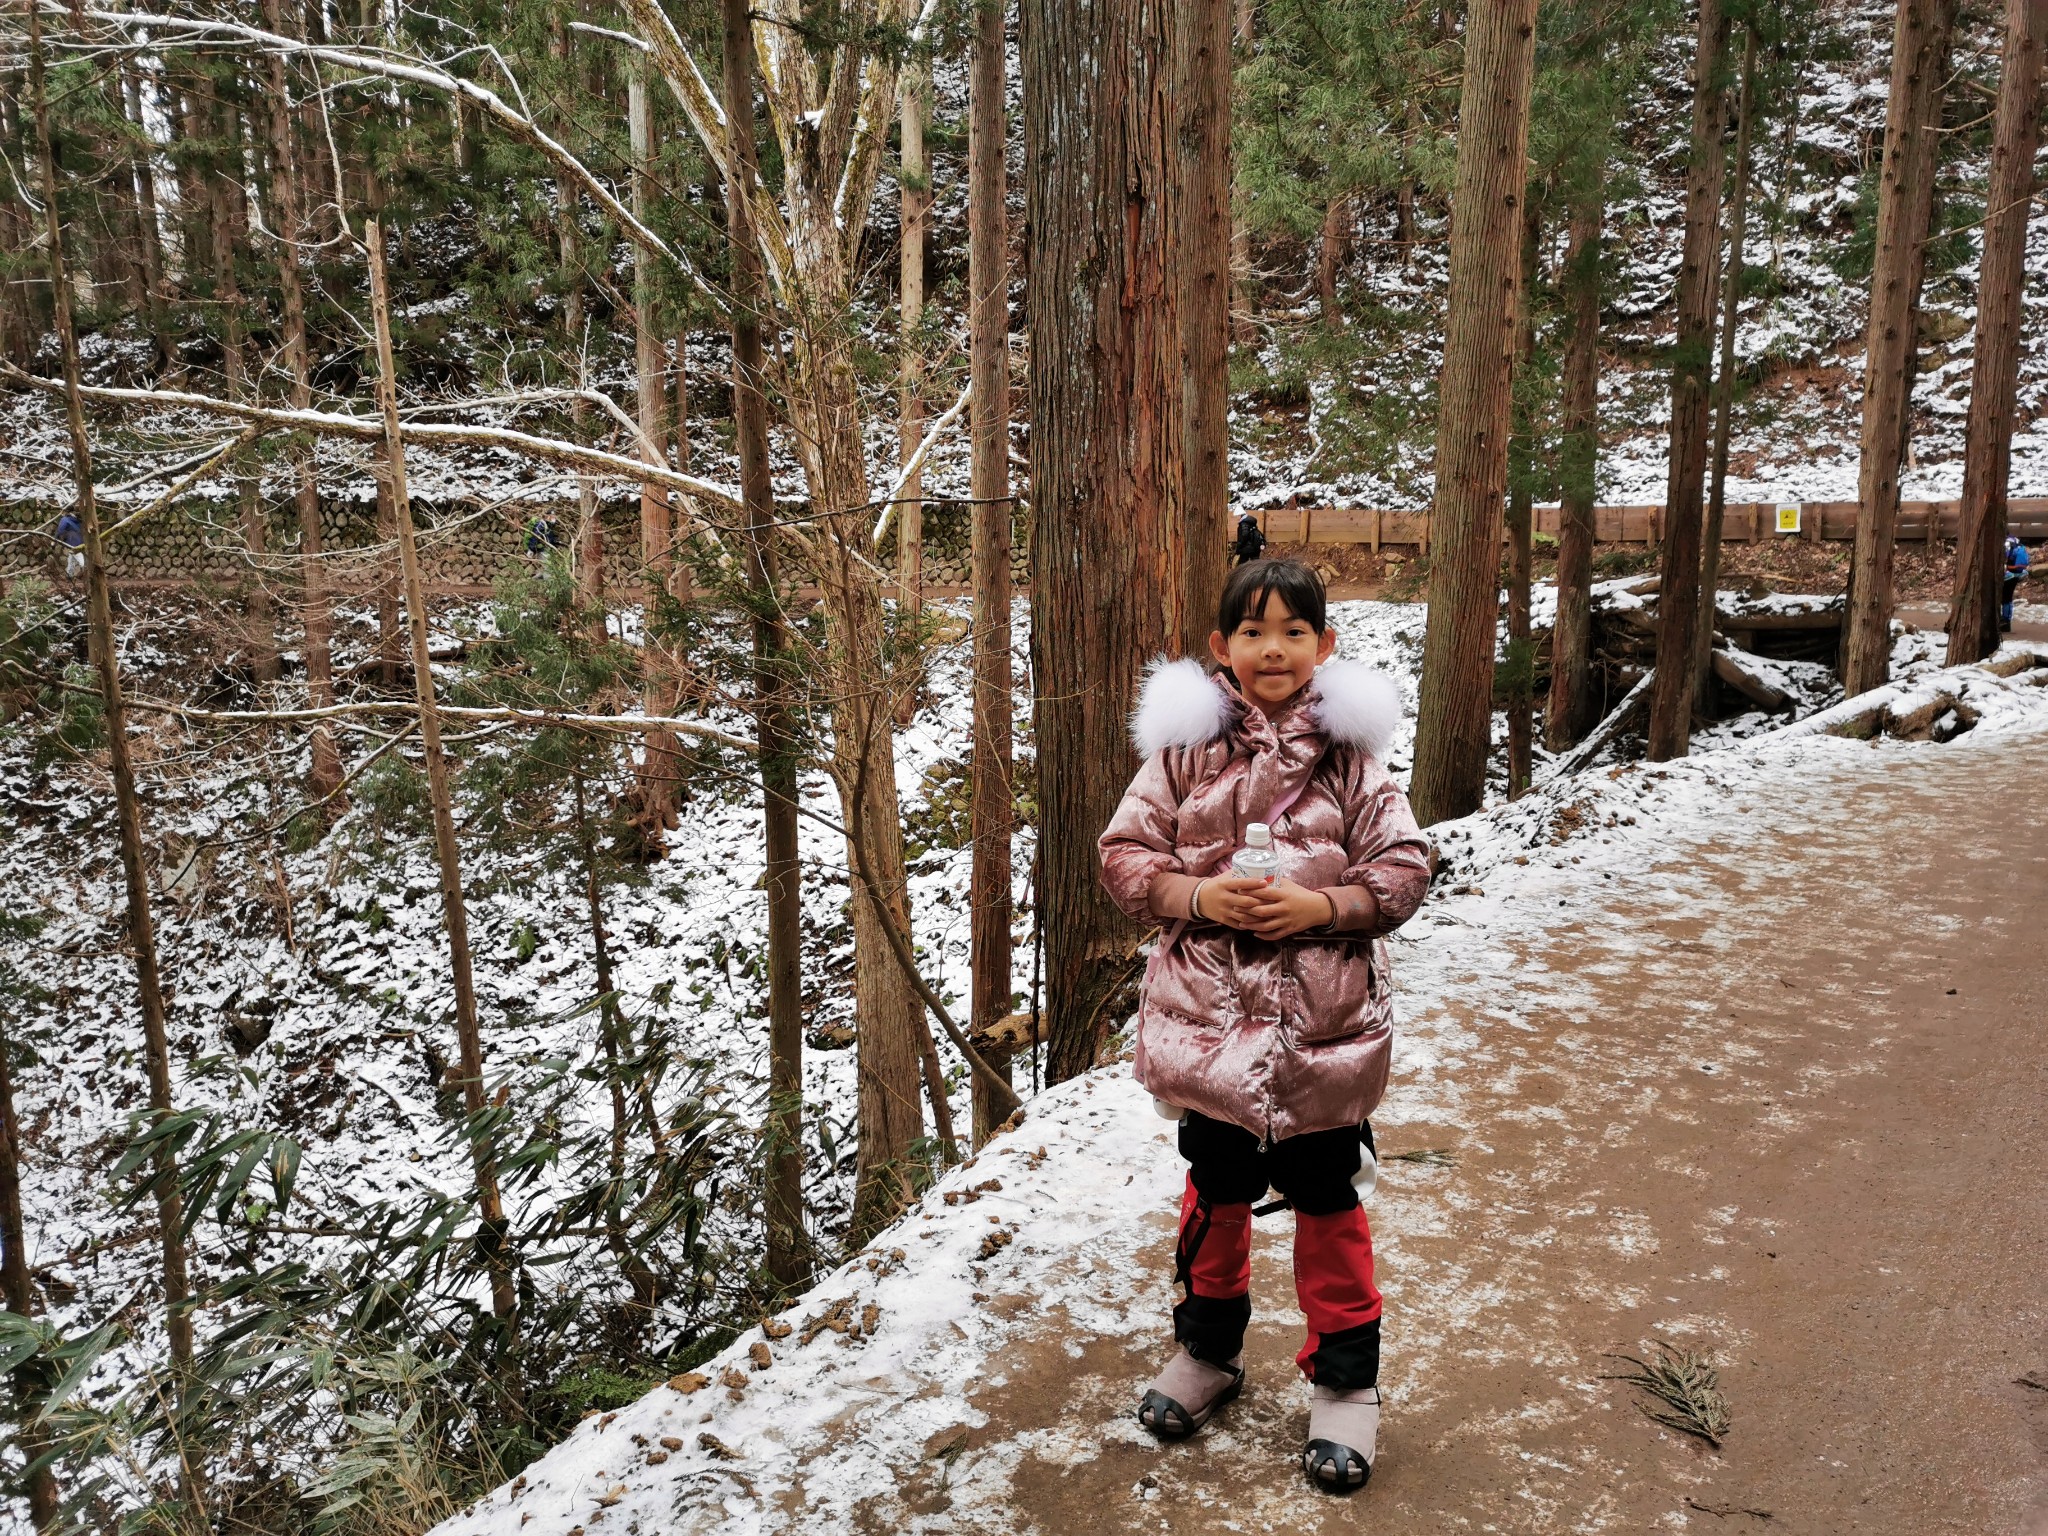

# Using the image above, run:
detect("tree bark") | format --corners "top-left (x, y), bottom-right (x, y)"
top-left (1546, 183), bottom-right (1603, 752)
top-left (1025, 0), bottom-right (1213, 1075)
top-left (28, 11), bottom-right (206, 1521)
top-left (1696, 23), bottom-right (1758, 705)
top-left (212, 92), bottom-right (279, 687)
top-left (1316, 191), bottom-right (1353, 330)
top-left (1230, 0), bottom-right (1258, 337)
top-left (1179, 0), bottom-right (1235, 653)
top-left (897, 58), bottom-right (930, 674)
top-left (553, 17), bottom-right (603, 619)
top-left (365, 220), bottom-right (517, 1326)
top-left (0, 1015), bottom-right (59, 1529)
top-left (260, 0), bottom-right (343, 804)
top-left (574, 775), bottom-right (658, 1327)
top-left (122, 64), bottom-right (170, 354)
top-left (1842, 0), bottom-right (1958, 693)
top-left (364, 170), bottom-right (401, 687)
top-left (1505, 204), bottom-right (1539, 798)
top-left (1948, 0), bottom-right (2045, 664)
top-left (630, 63), bottom-right (684, 838)
top-left (1645, 0), bottom-right (1730, 760)
top-left (722, 0), bottom-right (806, 1290)
top-left (969, 0), bottom-right (1015, 1145)
top-left (1408, 0), bottom-right (1540, 825)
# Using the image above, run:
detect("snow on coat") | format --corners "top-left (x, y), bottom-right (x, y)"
top-left (1099, 658), bottom-right (1433, 1142)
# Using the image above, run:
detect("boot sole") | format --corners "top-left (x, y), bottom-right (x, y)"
top-left (1136, 1370), bottom-right (1244, 1439)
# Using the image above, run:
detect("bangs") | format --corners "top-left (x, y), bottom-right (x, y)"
top-left (1218, 557), bottom-right (1328, 635)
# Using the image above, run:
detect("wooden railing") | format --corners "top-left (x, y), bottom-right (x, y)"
top-left (1242, 498), bottom-right (2048, 551)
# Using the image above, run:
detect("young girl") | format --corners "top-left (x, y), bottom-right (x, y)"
top-left (1099, 558), bottom-right (1431, 1493)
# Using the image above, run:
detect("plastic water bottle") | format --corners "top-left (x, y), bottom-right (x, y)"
top-left (1232, 822), bottom-right (1281, 883)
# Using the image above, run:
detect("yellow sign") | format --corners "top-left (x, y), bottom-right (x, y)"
top-left (1775, 503), bottom-right (1802, 534)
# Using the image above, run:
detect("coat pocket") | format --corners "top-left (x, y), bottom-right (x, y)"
top-left (1281, 943), bottom-right (1376, 1044)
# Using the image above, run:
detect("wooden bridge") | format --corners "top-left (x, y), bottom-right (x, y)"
top-left (1242, 498), bottom-right (2048, 552)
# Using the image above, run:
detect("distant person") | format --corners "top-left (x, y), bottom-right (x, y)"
top-left (55, 509), bottom-right (84, 579)
top-left (1232, 511), bottom-right (1266, 566)
top-left (2003, 536), bottom-right (2030, 632)
top-left (525, 512), bottom-right (565, 559)
top-left (1099, 558), bottom-right (1430, 1494)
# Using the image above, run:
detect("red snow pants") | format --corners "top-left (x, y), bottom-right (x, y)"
top-left (1172, 1110), bottom-right (1382, 1390)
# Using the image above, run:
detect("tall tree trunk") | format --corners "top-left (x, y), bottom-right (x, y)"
top-left (969, 0), bottom-right (1016, 1145)
top-left (1230, 0), bottom-right (1258, 338)
top-left (1546, 183), bottom-right (1603, 752)
top-left (1396, 97), bottom-right (1421, 261)
top-left (722, 0), bottom-right (806, 1290)
top-left (897, 57), bottom-right (929, 681)
top-left (28, 12), bottom-right (207, 1521)
top-left (1408, 0), bottom-right (1540, 826)
top-left (260, 0), bottom-right (343, 804)
top-left (1948, 0), bottom-right (2045, 663)
top-left (1024, 0), bottom-right (1210, 1075)
top-left (574, 776), bottom-right (659, 1327)
top-left (1505, 204), bottom-right (1539, 798)
top-left (1179, 0), bottom-right (1235, 652)
top-left (122, 64), bottom-right (170, 356)
top-left (174, 74), bottom-right (212, 295)
top-left (1645, 0), bottom-right (1731, 761)
top-left (630, 63), bottom-right (683, 838)
top-left (0, 1016), bottom-right (59, 1530)
top-left (1842, 0), bottom-right (1958, 694)
top-left (365, 172), bottom-right (401, 687)
top-left (554, 17), bottom-right (603, 618)
top-left (791, 330), bottom-right (933, 1234)
top-left (212, 92), bottom-right (278, 687)
top-left (1316, 191), bottom-right (1353, 330)
top-left (1695, 23), bottom-right (1758, 705)
top-left (0, 82), bottom-right (29, 368)
top-left (365, 220), bottom-right (517, 1327)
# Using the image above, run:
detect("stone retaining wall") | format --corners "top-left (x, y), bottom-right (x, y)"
top-left (4, 496), bottom-right (1030, 592)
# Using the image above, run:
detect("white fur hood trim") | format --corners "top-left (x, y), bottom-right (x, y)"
top-left (1307, 658), bottom-right (1402, 762)
top-left (1130, 658), bottom-right (1234, 757)
top-left (1129, 655), bottom-right (1402, 761)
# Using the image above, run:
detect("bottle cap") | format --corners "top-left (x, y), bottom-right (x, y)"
top-left (1245, 822), bottom-right (1272, 846)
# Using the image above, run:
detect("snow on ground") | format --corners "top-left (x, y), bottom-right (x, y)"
top-left (424, 640), bottom-right (2048, 1536)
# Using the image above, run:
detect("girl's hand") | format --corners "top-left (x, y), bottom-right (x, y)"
top-left (1241, 877), bottom-right (1337, 940)
top-left (1198, 875), bottom-right (1276, 931)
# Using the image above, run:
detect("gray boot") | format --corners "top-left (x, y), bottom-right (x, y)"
top-left (1302, 1383), bottom-right (1379, 1491)
top-left (1136, 1347), bottom-right (1244, 1439)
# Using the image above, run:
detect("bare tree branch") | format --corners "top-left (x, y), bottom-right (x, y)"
top-left (2, 362), bottom-right (750, 531)
top-left (871, 377), bottom-right (969, 546)
top-left (66, 5), bottom-right (727, 311)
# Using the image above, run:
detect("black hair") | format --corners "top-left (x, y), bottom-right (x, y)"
top-left (1217, 557), bottom-right (1328, 636)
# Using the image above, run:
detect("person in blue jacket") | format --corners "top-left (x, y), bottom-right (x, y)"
top-left (55, 510), bottom-right (84, 579)
top-left (2004, 536), bottom-right (2031, 632)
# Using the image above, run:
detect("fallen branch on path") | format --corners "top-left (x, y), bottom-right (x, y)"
top-left (1603, 1342), bottom-right (1730, 1448)
top-left (1685, 1498), bottom-right (1774, 1520)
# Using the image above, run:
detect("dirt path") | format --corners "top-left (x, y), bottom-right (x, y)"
top-left (957, 730), bottom-right (2048, 1534)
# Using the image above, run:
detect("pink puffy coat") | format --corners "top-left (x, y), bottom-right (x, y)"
top-left (1098, 658), bottom-right (1433, 1143)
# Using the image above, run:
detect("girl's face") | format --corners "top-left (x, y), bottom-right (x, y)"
top-left (1209, 591), bottom-right (1337, 715)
